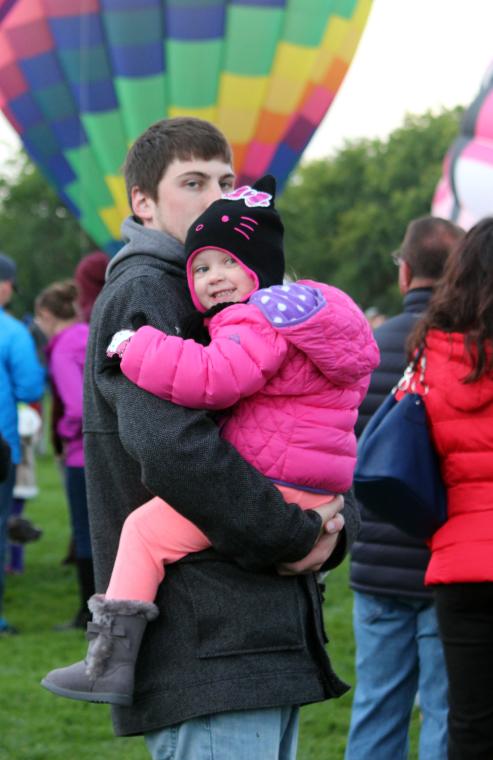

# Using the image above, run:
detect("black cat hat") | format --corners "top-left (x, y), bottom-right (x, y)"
top-left (185, 175), bottom-right (285, 311)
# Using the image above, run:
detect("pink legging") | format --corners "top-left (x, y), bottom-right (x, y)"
top-left (106, 486), bottom-right (333, 602)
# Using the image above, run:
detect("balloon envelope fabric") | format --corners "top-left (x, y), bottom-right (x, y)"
top-left (0, 0), bottom-right (372, 254)
top-left (432, 59), bottom-right (493, 230)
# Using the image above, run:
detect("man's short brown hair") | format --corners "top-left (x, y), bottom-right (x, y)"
top-left (123, 117), bottom-right (233, 209)
top-left (399, 216), bottom-right (464, 280)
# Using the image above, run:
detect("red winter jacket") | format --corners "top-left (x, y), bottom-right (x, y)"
top-left (423, 329), bottom-right (493, 585)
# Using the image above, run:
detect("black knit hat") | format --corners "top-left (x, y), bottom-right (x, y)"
top-left (185, 175), bottom-right (285, 311)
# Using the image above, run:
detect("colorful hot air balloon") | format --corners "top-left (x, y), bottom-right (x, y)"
top-left (0, 0), bottom-right (372, 254)
top-left (432, 60), bottom-right (493, 230)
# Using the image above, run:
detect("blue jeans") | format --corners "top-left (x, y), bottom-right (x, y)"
top-left (145, 706), bottom-right (300, 760)
top-left (65, 466), bottom-right (92, 559)
top-left (0, 463), bottom-right (16, 617)
top-left (345, 591), bottom-right (448, 760)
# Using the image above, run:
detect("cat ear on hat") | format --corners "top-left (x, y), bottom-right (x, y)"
top-left (252, 174), bottom-right (277, 201)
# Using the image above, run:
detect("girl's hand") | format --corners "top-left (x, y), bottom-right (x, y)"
top-left (106, 329), bottom-right (136, 359)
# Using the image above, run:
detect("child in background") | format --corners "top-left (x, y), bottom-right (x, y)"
top-left (6, 404), bottom-right (43, 574)
top-left (35, 281), bottom-right (95, 629)
top-left (42, 176), bottom-right (379, 706)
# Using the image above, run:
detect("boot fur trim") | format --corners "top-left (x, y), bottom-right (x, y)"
top-left (85, 627), bottom-right (114, 681)
top-left (88, 594), bottom-right (159, 623)
top-left (84, 595), bottom-right (159, 681)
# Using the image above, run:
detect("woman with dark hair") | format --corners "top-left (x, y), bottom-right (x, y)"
top-left (407, 216), bottom-right (493, 760)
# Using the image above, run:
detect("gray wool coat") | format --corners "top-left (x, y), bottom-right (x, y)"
top-left (83, 217), bottom-right (360, 736)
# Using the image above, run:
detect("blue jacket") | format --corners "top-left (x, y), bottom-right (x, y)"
top-left (350, 288), bottom-right (434, 600)
top-left (0, 308), bottom-right (45, 464)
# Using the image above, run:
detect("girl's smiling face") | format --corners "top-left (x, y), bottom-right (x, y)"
top-left (191, 248), bottom-right (256, 310)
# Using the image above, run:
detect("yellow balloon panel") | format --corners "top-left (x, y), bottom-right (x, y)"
top-left (0, 0), bottom-right (373, 253)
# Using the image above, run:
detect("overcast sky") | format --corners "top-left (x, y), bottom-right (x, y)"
top-left (0, 0), bottom-right (492, 167)
top-left (305, 0), bottom-right (493, 159)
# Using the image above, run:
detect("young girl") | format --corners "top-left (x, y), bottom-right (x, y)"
top-left (35, 281), bottom-right (95, 629)
top-left (42, 176), bottom-right (379, 706)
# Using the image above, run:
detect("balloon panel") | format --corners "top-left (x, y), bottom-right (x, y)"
top-left (0, 0), bottom-right (372, 254)
top-left (432, 60), bottom-right (493, 230)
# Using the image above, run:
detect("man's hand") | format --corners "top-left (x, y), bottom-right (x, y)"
top-left (277, 495), bottom-right (345, 575)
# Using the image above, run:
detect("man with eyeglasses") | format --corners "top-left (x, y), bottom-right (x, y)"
top-left (345, 216), bottom-right (464, 760)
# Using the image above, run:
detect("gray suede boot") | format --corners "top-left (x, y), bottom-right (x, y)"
top-left (41, 594), bottom-right (159, 706)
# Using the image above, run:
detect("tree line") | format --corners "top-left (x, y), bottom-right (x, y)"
top-left (0, 107), bottom-right (462, 318)
top-left (278, 108), bottom-right (463, 316)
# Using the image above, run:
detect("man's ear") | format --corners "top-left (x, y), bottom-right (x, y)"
top-left (0, 280), bottom-right (12, 307)
top-left (398, 260), bottom-right (413, 294)
top-left (131, 187), bottom-right (155, 223)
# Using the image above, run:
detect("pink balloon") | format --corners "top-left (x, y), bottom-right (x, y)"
top-left (432, 61), bottom-right (493, 230)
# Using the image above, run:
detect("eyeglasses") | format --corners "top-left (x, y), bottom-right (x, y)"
top-left (391, 250), bottom-right (403, 266)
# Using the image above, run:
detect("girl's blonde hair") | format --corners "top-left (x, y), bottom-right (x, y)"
top-left (35, 279), bottom-right (79, 320)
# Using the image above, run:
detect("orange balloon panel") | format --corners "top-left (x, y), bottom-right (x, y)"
top-left (0, 0), bottom-right (372, 253)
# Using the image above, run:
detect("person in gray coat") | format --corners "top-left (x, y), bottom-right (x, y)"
top-left (81, 117), bottom-right (360, 760)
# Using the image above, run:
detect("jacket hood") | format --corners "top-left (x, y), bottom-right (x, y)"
top-left (106, 217), bottom-right (185, 279)
top-left (426, 330), bottom-right (493, 412)
top-left (250, 280), bottom-right (379, 387)
top-left (45, 322), bottom-right (89, 362)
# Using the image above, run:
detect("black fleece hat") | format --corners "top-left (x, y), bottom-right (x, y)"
top-left (185, 175), bottom-right (285, 311)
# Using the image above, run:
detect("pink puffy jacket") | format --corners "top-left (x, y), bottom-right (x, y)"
top-left (121, 280), bottom-right (379, 493)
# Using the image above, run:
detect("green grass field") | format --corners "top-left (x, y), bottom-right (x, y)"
top-left (0, 449), bottom-right (420, 760)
